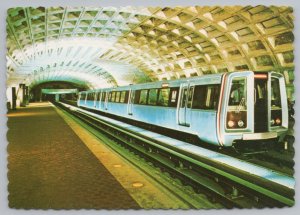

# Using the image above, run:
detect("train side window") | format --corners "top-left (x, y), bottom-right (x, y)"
top-left (97, 92), bottom-right (101, 101)
top-left (157, 88), bottom-right (170, 106)
top-left (124, 91), bottom-right (129, 103)
top-left (111, 92), bottom-right (116, 102)
top-left (192, 86), bottom-right (206, 109)
top-left (169, 88), bottom-right (179, 107)
top-left (108, 92), bottom-right (112, 102)
top-left (101, 92), bottom-right (106, 101)
top-left (87, 92), bottom-right (94, 101)
top-left (115, 91), bottom-right (120, 103)
top-left (193, 85), bottom-right (220, 110)
top-left (80, 93), bottom-right (86, 101)
top-left (139, 89), bottom-right (148, 105)
top-left (206, 85), bottom-right (220, 109)
top-left (134, 90), bottom-right (140, 104)
top-left (148, 89), bottom-right (158, 105)
top-left (120, 91), bottom-right (125, 103)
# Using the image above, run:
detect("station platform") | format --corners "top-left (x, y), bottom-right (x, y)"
top-left (7, 102), bottom-right (141, 209)
top-left (7, 102), bottom-right (204, 209)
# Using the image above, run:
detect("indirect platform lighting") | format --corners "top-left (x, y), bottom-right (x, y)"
top-left (132, 182), bottom-right (144, 188)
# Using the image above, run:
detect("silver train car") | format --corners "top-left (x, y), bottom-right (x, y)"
top-left (77, 71), bottom-right (288, 147)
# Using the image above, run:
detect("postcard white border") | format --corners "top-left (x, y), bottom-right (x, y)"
top-left (1, 1), bottom-right (299, 215)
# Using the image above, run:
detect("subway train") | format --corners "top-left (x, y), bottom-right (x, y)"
top-left (77, 71), bottom-right (288, 147)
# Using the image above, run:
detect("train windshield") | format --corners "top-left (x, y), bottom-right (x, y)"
top-left (270, 77), bottom-right (283, 127)
top-left (271, 78), bottom-right (281, 109)
top-left (228, 77), bottom-right (247, 110)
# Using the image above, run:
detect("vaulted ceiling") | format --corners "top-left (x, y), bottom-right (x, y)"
top-left (6, 6), bottom-right (294, 90)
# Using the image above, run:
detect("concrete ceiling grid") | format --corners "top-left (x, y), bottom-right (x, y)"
top-left (6, 6), bottom-right (294, 92)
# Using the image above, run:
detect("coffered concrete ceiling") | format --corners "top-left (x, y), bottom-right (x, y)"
top-left (6, 6), bottom-right (294, 89)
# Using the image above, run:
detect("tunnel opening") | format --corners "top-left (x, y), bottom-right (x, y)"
top-left (30, 81), bottom-right (88, 102)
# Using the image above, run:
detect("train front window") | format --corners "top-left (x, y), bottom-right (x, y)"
top-left (227, 77), bottom-right (247, 129)
top-left (228, 78), bottom-right (247, 109)
top-left (271, 77), bottom-right (282, 127)
top-left (271, 78), bottom-right (281, 108)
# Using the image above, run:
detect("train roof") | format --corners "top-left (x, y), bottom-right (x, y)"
top-left (80, 72), bottom-right (224, 93)
top-left (80, 71), bottom-right (279, 93)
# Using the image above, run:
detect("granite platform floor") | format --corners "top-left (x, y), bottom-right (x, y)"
top-left (7, 102), bottom-right (140, 209)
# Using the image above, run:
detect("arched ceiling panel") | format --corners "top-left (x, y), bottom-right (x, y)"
top-left (101, 6), bottom-right (294, 81)
top-left (6, 6), bottom-right (294, 89)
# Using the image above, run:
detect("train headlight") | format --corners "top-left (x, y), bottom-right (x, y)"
top-left (228, 120), bottom-right (235, 128)
top-left (238, 120), bottom-right (244, 127)
top-left (270, 119), bottom-right (275, 125)
top-left (275, 118), bottom-right (281, 125)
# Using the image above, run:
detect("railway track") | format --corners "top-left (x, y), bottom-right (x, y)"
top-left (62, 98), bottom-right (295, 176)
top-left (57, 106), bottom-right (221, 209)
top-left (56, 101), bottom-right (295, 208)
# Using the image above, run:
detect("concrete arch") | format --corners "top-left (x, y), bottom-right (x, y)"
top-left (6, 6), bottom-right (294, 90)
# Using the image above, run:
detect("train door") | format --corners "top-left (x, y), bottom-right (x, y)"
top-left (178, 83), bottom-right (194, 126)
top-left (127, 89), bottom-right (134, 115)
top-left (254, 73), bottom-right (268, 132)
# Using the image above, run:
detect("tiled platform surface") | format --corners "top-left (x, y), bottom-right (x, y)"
top-left (7, 102), bottom-right (140, 209)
